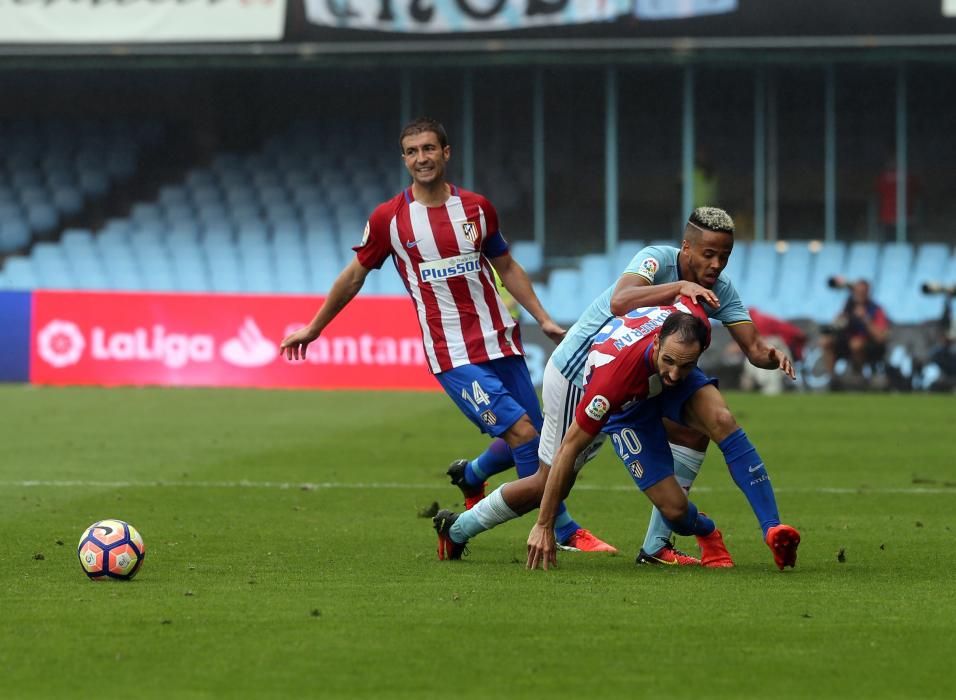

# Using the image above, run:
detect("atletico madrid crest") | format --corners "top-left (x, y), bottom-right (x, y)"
top-left (462, 221), bottom-right (479, 245)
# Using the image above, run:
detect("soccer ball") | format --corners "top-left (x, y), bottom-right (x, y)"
top-left (77, 519), bottom-right (146, 581)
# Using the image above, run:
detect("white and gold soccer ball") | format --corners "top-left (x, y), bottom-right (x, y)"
top-left (77, 519), bottom-right (146, 581)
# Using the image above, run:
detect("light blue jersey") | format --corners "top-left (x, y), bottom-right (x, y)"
top-left (550, 245), bottom-right (752, 387)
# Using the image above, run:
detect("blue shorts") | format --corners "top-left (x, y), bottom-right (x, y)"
top-left (602, 400), bottom-right (675, 491)
top-left (601, 367), bottom-right (718, 491)
top-left (659, 367), bottom-right (719, 425)
top-left (434, 355), bottom-right (542, 438)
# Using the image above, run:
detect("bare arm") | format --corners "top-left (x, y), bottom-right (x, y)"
top-left (526, 421), bottom-right (594, 571)
top-left (727, 321), bottom-right (796, 380)
top-left (280, 257), bottom-right (371, 360)
top-left (610, 274), bottom-right (719, 316)
top-left (491, 253), bottom-right (565, 344)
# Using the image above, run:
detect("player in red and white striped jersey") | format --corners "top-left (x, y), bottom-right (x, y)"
top-left (280, 118), bottom-right (614, 550)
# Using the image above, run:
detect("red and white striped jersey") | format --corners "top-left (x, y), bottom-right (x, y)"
top-left (353, 185), bottom-right (523, 374)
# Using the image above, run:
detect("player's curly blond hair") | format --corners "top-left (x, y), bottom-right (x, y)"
top-left (689, 207), bottom-right (735, 235)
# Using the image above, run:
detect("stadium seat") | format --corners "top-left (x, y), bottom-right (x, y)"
top-left (171, 254), bottom-right (209, 292)
top-left (613, 239), bottom-right (645, 273)
top-left (739, 242), bottom-right (779, 304)
top-left (844, 242), bottom-right (881, 285)
top-left (767, 242), bottom-right (812, 318)
top-left (722, 241), bottom-right (748, 287)
top-left (797, 242), bottom-right (847, 322)
top-left (873, 242), bottom-right (915, 315)
top-left (579, 253), bottom-right (614, 302)
top-left (546, 268), bottom-right (586, 323)
top-left (32, 242), bottom-right (77, 290)
top-left (510, 240), bottom-right (543, 275)
top-left (897, 243), bottom-right (952, 323)
top-left (0, 256), bottom-right (38, 289)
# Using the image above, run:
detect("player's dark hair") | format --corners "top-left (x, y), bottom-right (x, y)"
top-left (400, 117), bottom-right (448, 150)
top-left (685, 206), bottom-right (735, 241)
top-left (659, 312), bottom-right (710, 351)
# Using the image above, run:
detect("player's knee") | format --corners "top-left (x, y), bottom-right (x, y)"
top-left (503, 416), bottom-right (539, 447)
top-left (710, 407), bottom-right (738, 442)
top-left (665, 420), bottom-right (709, 451)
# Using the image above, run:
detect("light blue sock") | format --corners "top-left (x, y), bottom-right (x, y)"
top-left (449, 486), bottom-right (518, 544)
top-left (510, 439), bottom-right (581, 544)
top-left (641, 444), bottom-right (706, 554)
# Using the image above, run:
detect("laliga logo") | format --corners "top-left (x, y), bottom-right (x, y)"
top-left (220, 317), bottom-right (278, 368)
top-left (37, 320), bottom-right (85, 368)
top-left (36, 317), bottom-right (277, 370)
top-left (90, 326), bottom-right (214, 368)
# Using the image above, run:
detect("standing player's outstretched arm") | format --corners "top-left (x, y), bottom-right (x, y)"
top-left (527, 421), bottom-right (593, 571)
top-left (727, 321), bottom-right (796, 379)
top-left (491, 253), bottom-right (566, 344)
top-left (280, 257), bottom-right (371, 360)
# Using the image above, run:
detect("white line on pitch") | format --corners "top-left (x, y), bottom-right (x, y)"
top-left (1, 480), bottom-right (954, 495)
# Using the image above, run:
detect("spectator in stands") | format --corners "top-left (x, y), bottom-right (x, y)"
top-left (820, 278), bottom-right (890, 384)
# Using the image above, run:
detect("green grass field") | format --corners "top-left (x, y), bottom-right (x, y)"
top-left (1, 385), bottom-right (954, 699)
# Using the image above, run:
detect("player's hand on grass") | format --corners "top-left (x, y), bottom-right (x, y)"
top-left (526, 522), bottom-right (557, 571)
top-left (768, 345), bottom-right (796, 380)
top-left (280, 326), bottom-right (319, 361)
top-left (679, 282), bottom-right (719, 308)
top-left (540, 319), bottom-right (567, 345)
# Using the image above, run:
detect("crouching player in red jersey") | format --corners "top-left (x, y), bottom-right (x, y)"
top-left (435, 298), bottom-right (734, 569)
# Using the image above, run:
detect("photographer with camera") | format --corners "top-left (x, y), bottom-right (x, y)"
top-left (820, 276), bottom-right (890, 389)
top-left (924, 282), bottom-right (956, 392)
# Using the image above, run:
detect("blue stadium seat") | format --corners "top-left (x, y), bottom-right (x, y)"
top-left (52, 187), bottom-right (83, 217)
top-left (579, 253), bottom-right (614, 302)
top-left (376, 264), bottom-right (408, 295)
top-left (274, 249), bottom-right (310, 295)
top-left (26, 204), bottom-right (59, 238)
top-left (69, 253), bottom-right (110, 290)
top-left (170, 248), bottom-right (209, 292)
top-left (0, 220), bottom-right (30, 253)
top-left (892, 243), bottom-right (952, 322)
top-left (0, 256), bottom-right (38, 289)
top-left (240, 252), bottom-right (276, 294)
top-left (61, 228), bottom-right (96, 257)
top-left (739, 242), bottom-right (779, 304)
top-left (613, 240), bottom-right (645, 274)
top-left (873, 242), bottom-right (915, 314)
top-left (204, 239), bottom-right (242, 293)
top-left (845, 242), bottom-right (881, 284)
top-left (722, 241), bottom-right (748, 287)
top-left (546, 268), bottom-right (585, 324)
top-left (509, 241), bottom-right (542, 275)
top-left (32, 242), bottom-right (77, 289)
top-left (306, 229), bottom-right (342, 293)
top-left (799, 242), bottom-right (847, 322)
top-left (767, 242), bottom-right (813, 318)
top-left (132, 244), bottom-right (175, 292)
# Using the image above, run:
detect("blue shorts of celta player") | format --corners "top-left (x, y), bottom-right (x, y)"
top-left (601, 400), bottom-right (676, 491)
top-left (434, 355), bottom-right (543, 438)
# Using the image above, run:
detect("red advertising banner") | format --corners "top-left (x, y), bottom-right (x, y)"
top-left (30, 291), bottom-right (436, 391)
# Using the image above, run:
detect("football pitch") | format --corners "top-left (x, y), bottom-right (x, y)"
top-left (1, 386), bottom-right (954, 699)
